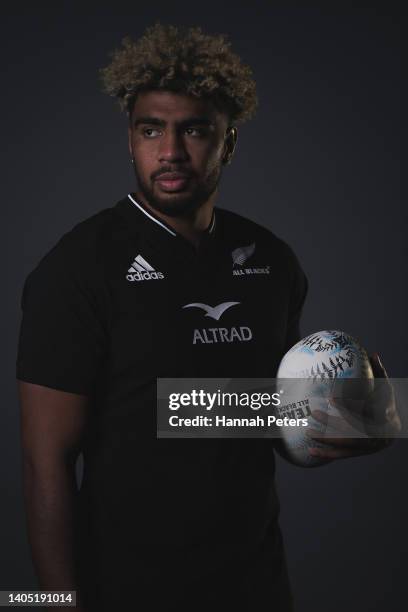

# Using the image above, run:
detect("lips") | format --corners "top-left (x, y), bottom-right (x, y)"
top-left (155, 172), bottom-right (191, 192)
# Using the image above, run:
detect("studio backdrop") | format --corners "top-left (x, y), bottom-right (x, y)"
top-left (2, 3), bottom-right (405, 611)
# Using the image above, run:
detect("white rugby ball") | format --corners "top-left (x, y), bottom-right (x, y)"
top-left (276, 330), bottom-right (374, 467)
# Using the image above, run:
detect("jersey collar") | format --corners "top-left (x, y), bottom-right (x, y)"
top-left (120, 193), bottom-right (218, 251)
top-left (127, 194), bottom-right (178, 237)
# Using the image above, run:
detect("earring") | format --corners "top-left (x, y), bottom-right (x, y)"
top-left (130, 157), bottom-right (135, 165)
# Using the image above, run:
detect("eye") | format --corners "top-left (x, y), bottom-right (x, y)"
top-left (143, 127), bottom-right (161, 138)
top-left (185, 127), bottom-right (205, 137)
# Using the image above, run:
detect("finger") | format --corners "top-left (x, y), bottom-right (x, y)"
top-left (306, 428), bottom-right (327, 438)
top-left (328, 400), bottom-right (373, 435)
top-left (331, 394), bottom-right (392, 431)
top-left (307, 432), bottom-right (361, 446)
top-left (369, 353), bottom-right (388, 378)
top-left (364, 375), bottom-right (395, 426)
top-left (308, 448), bottom-right (334, 463)
top-left (309, 446), bottom-right (365, 460)
top-left (309, 435), bottom-right (389, 451)
top-left (329, 397), bottom-right (366, 417)
top-left (312, 410), bottom-right (336, 425)
top-left (310, 410), bottom-right (328, 424)
top-left (309, 440), bottom-right (385, 458)
top-left (308, 436), bottom-right (369, 447)
top-left (368, 354), bottom-right (394, 405)
top-left (310, 412), bottom-right (355, 433)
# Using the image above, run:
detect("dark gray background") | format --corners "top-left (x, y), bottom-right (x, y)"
top-left (2, 2), bottom-right (406, 610)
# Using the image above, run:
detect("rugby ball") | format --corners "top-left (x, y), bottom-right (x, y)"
top-left (276, 330), bottom-right (374, 467)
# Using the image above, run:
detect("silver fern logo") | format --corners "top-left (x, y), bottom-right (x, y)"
top-left (231, 242), bottom-right (270, 277)
top-left (232, 243), bottom-right (256, 267)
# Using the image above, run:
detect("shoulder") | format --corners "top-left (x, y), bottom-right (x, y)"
top-left (40, 204), bottom-right (122, 264)
top-left (25, 200), bottom-right (127, 283)
top-left (20, 203), bottom-right (129, 319)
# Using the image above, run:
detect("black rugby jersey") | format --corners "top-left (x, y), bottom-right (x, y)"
top-left (17, 194), bottom-right (308, 611)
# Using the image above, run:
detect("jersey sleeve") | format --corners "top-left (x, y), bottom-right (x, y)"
top-left (16, 237), bottom-right (109, 395)
top-left (284, 249), bottom-right (308, 354)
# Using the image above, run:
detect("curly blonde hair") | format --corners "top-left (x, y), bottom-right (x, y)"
top-left (100, 23), bottom-right (257, 124)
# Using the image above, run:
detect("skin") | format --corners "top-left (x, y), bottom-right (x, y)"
top-left (19, 382), bottom-right (89, 611)
top-left (127, 90), bottom-right (237, 247)
top-left (305, 354), bottom-right (401, 462)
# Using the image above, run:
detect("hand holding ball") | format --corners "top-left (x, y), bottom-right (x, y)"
top-left (276, 330), bottom-right (374, 466)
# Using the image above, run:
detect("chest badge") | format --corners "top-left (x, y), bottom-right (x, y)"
top-left (183, 302), bottom-right (240, 321)
top-left (232, 243), bottom-right (256, 267)
top-left (126, 254), bottom-right (164, 282)
top-left (231, 242), bottom-right (270, 277)
top-left (182, 301), bottom-right (252, 345)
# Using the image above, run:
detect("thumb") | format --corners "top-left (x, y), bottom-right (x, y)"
top-left (370, 353), bottom-right (388, 378)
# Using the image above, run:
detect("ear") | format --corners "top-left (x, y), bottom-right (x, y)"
top-left (222, 126), bottom-right (238, 165)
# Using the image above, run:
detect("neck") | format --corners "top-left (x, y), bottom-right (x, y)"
top-left (134, 191), bottom-right (216, 248)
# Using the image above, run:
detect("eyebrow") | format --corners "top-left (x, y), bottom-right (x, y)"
top-left (132, 116), bottom-right (214, 129)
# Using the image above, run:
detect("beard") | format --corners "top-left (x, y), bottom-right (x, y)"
top-left (133, 163), bottom-right (222, 218)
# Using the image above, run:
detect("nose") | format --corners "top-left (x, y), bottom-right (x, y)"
top-left (158, 129), bottom-right (188, 163)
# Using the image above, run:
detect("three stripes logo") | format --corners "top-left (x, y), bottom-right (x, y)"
top-left (126, 254), bottom-right (164, 282)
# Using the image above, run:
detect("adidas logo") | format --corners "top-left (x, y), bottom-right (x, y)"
top-left (126, 254), bottom-right (164, 282)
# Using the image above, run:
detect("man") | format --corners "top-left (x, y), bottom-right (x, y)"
top-left (17, 23), bottom-right (400, 612)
